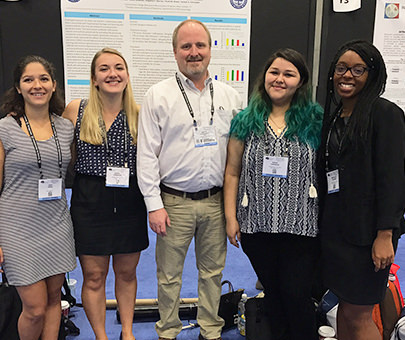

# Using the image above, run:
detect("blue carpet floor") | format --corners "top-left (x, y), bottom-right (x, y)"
top-left (60, 190), bottom-right (405, 339)
top-left (66, 230), bottom-right (405, 340)
top-left (65, 227), bottom-right (258, 340)
top-left (64, 189), bottom-right (258, 340)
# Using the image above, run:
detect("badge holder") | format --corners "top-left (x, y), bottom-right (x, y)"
top-left (262, 155), bottom-right (289, 178)
top-left (38, 178), bottom-right (62, 201)
top-left (193, 126), bottom-right (218, 147)
top-left (106, 166), bottom-right (130, 188)
top-left (327, 169), bottom-right (339, 194)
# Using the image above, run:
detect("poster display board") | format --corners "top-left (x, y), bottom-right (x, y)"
top-left (61, 0), bottom-right (251, 105)
top-left (373, 1), bottom-right (405, 111)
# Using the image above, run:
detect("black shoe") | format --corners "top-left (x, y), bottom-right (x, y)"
top-left (198, 335), bottom-right (222, 340)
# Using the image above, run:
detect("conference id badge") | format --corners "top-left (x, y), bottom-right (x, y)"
top-left (193, 126), bottom-right (218, 147)
top-left (327, 169), bottom-right (339, 194)
top-left (38, 178), bottom-right (62, 201)
top-left (106, 167), bottom-right (130, 188)
top-left (262, 156), bottom-right (289, 178)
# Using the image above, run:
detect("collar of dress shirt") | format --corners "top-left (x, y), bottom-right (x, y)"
top-left (176, 70), bottom-right (212, 91)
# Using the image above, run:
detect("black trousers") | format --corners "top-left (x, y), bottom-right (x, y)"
top-left (241, 232), bottom-right (319, 340)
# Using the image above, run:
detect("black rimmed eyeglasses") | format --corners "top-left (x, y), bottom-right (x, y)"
top-left (334, 64), bottom-right (370, 77)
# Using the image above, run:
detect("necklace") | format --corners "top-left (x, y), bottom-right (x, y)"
top-left (340, 108), bottom-right (352, 118)
top-left (268, 115), bottom-right (286, 134)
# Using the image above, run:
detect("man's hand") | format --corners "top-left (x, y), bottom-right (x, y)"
top-left (149, 208), bottom-right (171, 236)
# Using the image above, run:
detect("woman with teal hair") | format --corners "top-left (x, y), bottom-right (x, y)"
top-left (224, 48), bottom-right (323, 340)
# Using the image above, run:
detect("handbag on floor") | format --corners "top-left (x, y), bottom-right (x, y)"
top-left (61, 278), bottom-right (76, 308)
top-left (245, 293), bottom-right (272, 340)
top-left (0, 272), bottom-right (22, 340)
top-left (389, 264), bottom-right (404, 307)
top-left (390, 306), bottom-right (405, 340)
top-left (218, 280), bottom-right (244, 329)
top-left (316, 289), bottom-right (339, 330)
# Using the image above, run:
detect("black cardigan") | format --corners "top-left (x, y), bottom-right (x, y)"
top-left (317, 97), bottom-right (405, 246)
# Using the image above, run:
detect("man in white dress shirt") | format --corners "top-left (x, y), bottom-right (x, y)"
top-left (137, 19), bottom-right (242, 340)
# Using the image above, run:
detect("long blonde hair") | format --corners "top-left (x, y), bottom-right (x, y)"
top-left (80, 47), bottom-right (138, 145)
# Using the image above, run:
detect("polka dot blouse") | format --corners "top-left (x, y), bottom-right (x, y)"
top-left (74, 99), bottom-right (137, 177)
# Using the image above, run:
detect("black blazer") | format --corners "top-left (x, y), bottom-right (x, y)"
top-left (318, 97), bottom-right (405, 246)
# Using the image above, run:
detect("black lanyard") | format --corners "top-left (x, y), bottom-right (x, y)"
top-left (325, 108), bottom-right (349, 171)
top-left (175, 73), bottom-right (214, 128)
top-left (23, 113), bottom-right (62, 179)
top-left (98, 112), bottom-right (129, 167)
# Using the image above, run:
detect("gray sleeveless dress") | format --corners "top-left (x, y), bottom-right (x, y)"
top-left (0, 115), bottom-right (76, 286)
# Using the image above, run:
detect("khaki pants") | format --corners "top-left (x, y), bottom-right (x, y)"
top-left (155, 191), bottom-right (227, 339)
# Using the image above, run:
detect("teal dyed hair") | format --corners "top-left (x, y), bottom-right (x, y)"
top-left (230, 48), bottom-right (323, 149)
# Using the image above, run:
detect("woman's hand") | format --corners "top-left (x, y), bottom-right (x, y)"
top-left (372, 229), bottom-right (394, 272)
top-left (226, 218), bottom-right (241, 248)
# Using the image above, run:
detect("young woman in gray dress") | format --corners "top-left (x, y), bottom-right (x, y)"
top-left (0, 56), bottom-right (76, 340)
top-left (63, 48), bottom-right (148, 340)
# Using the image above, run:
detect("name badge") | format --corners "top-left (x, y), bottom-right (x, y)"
top-left (106, 167), bottom-right (130, 188)
top-left (193, 126), bottom-right (218, 147)
top-left (262, 156), bottom-right (289, 178)
top-left (38, 178), bottom-right (62, 201)
top-left (327, 169), bottom-right (339, 194)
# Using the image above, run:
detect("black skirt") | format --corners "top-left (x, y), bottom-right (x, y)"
top-left (71, 173), bottom-right (149, 256)
top-left (321, 193), bottom-right (394, 305)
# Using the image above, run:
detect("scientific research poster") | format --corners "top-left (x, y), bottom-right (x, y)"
top-left (61, 0), bottom-right (251, 105)
top-left (373, 1), bottom-right (405, 111)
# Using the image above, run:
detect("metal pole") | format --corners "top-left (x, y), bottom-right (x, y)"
top-left (312, 0), bottom-right (324, 101)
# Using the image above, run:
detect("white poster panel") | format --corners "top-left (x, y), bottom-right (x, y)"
top-left (61, 0), bottom-right (251, 106)
top-left (373, 1), bottom-right (405, 111)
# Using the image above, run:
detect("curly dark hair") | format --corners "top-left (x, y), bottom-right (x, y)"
top-left (324, 40), bottom-right (387, 142)
top-left (0, 55), bottom-right (65, 119)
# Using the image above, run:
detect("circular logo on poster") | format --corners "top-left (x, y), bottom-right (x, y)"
top-left (230, 0), bottom-right (247, 9)
top-left (385, 3), bottom-right (399, 18)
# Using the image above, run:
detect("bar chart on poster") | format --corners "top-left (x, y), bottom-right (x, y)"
top-left (60, 0), bottom-right (251, 106)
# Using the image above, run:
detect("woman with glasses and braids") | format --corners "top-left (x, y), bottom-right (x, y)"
top-left (318, 40), bottom-right (405, 340)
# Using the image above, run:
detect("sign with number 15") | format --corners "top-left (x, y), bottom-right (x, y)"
top-left (333, 0), bottom-right (361, 12)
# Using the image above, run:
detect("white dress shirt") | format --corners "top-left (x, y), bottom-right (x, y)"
top-left (137, 72), bottom-right (243, 212)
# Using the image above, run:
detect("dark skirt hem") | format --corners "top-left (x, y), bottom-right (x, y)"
top-left (71, 173), bottom-right (149, 255)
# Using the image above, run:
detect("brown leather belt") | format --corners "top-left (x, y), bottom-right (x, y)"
top-left (160, 184), bottom-right (222, 200)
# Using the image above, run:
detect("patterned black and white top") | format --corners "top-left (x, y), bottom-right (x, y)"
top-left (74, 99), bottom-right (137, 177)
top-left (0, 115), bottom-right (76, 286)
top-left (237, 125), bottom-right (318, 237)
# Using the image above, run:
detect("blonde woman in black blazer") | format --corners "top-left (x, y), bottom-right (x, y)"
top-left (318, 40), bottom-right (405, 340)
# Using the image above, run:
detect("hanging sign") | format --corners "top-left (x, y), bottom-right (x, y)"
top-left (333, 0), bottom-right (361, 12)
